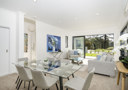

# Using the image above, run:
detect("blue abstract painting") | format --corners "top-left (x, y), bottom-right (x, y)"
top-left (47, 34), bottom-right (61, 52)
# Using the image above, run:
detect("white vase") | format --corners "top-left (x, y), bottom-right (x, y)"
top-left (53, 46), bottom-right (55, 52)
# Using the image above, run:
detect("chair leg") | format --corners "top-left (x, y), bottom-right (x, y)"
top-left (56, 83), bottom-right (59, 90)
top-left (16, 79), bottom-right (20, 89)
top-left (15, 76), bottom-right (19, 84)
top-left (44, 73), bottom-right (46, 76)
top-left (67, 77), bottom-right (69, 80)
top-left (28, 81), bottom-right (31, 90)
top-left (72, 74), bottom-right (74, 78)
top-left (35, 86), bottom-right (37, 90)
top-left (24, 81), bottom-right (25, 88)
top-left (17, 80), bottom-right (23, 90)
top-left (32, 80), bottom-right (34, 86)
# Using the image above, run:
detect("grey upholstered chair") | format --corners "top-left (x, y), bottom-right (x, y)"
top-left (15, 64), bottom-right (33, 90)
top-left (31, 69), bottom-right (59, 90)
top-left (15, 57), bottom-right (28, 84)
top-left (64, 68), bottom-right (95, 90)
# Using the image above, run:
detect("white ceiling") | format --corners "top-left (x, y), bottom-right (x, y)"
top-left (0, 0), bottom-right (127, 30)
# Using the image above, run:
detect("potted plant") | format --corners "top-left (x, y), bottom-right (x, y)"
top-left (120, 56), bottom-right (128, 69)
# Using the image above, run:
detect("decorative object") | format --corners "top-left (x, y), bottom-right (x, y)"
top-left (24, 33), bottom-right (28, 52)
top-left (47, 34), bottom-right (61, 52)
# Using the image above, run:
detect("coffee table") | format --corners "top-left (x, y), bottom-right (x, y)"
top-left (71, 57), bottom-right (84, 64)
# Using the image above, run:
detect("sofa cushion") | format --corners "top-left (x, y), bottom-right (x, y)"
top-left (105, 54), bottom-right (113, 62)
top-left (100, 55), bottom-right (107, 61)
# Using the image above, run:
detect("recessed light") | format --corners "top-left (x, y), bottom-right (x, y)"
top-left (96, 13), bottom-right (100, 16)
top-left (33, 0), bottom-right (37, 2)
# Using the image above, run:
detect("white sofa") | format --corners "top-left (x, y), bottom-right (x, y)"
top-left (88, 54), bottom-right (115, 77)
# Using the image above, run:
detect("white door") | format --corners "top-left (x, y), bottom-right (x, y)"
top-left (0, 27), bottom-right (9, 76)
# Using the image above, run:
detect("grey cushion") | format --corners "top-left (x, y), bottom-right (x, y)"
top-left (105, 54), bottom-right (113, 62)
top-left (100, 55), bottom-right (107, 62)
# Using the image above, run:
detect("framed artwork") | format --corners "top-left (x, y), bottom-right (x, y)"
top-left (24, 33), bottom-right (28, 52)
top-left (47, 34), bottom-right (61, 52)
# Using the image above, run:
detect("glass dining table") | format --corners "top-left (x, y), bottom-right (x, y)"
top-left (14, 60), bottom-right (84, 90)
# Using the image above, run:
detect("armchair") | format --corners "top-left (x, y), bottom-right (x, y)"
top-left (68, 50), bottom-right (81, 59)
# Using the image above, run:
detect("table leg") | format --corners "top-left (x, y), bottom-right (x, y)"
top-left (122, 73), bottom-right (125, 90)
top-left (117, 72), bottom-right (120, 85)
top-left (59, 77), bottom-right (63, 90)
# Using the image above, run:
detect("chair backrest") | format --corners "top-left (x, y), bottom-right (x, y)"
top-left (31, 69), bottom-right (48, 89)
top-left (18, 57), bottom-right (28, 61)
top-left (82, 68), bottom-right (95, 90)
top-left (18, 57), bottom-right (28, 65)
top-left (15, 64), bottom-right (30, 81)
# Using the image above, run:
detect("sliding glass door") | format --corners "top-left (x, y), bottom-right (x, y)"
top-left (73, 36), bottom-right (85, 58)
top-left (72, 33), bottom-right (114, 59)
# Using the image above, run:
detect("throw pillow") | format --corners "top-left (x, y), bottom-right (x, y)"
top-left (97, 55), bottom-right (101, 60)
top-left (105, 54), bottom-right (113, 62)
top-left (74, 51), bottom-right (78, 55)
top-left (100, 55), bottom-right (107, 61)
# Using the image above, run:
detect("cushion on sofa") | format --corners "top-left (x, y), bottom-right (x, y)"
top-left (105, 54), bottom-right (113, 62)
top-left (100, 55), bottom-right (107, 61)
top-left (97, 55), bottom-right (101, 60)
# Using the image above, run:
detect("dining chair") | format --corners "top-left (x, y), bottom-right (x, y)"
top-left (64, 68), bottom-right (95, 90)
top-left (15, 64), bottom-right (34, 90)
top-left (15, 57), bottom-right (28, 84)
top-left (31, 69), bottom-right (59, 90)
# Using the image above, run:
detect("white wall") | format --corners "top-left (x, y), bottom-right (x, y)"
top-left (0, 8), bottom-right (17, 73)
top-left (24, 18), bottom-right (36, 61)
top-left (16, 12), bottom-right (24, 59)
top-left (36, 20), bottom-right (68, 60)
top-left (67, 26), bottom-right (121, 61)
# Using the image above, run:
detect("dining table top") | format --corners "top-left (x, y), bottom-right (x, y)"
top-left (13, 60), bottom-right (84, 78)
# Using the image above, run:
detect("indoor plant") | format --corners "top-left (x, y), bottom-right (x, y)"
top-left (120, 56), bottom-right (128, 69)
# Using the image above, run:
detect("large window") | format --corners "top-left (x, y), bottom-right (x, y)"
top-left (73, 33), bottom-right (114, 58)
top-left (85, 34), bottom-right (114, 58)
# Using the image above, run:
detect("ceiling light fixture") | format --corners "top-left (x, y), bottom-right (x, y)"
top-left (96, 13), bottom-right (100, 16)
top-left (33, 0), bottom-right (37, 2)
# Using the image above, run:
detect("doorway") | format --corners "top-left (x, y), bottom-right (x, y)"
top-left (0, 27), bottom-right (10, 76)
top-left (24, 18), bottom-right (36, 61)
top-left (73, 36), bottom-right (85, 58)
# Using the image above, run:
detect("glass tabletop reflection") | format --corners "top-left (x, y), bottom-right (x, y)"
top-left (14, 60), bottom-right (84, 78)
